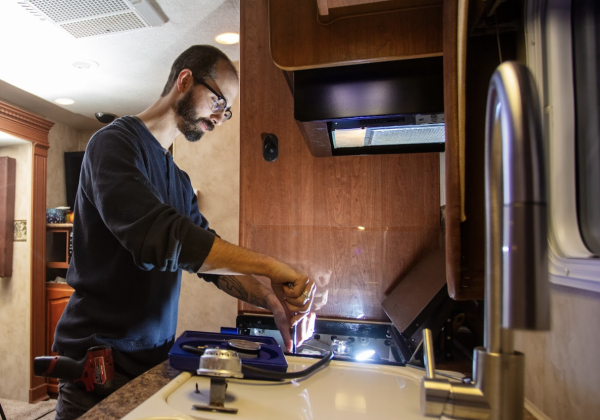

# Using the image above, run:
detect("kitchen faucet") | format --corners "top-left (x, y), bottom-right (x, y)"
top-left (420, 61), bottom-right (550, 420)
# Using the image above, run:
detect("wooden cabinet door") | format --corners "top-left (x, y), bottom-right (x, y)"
top-left (46, 283), bottom-right (73, 393)
top-left (269, 0), bottom-right (443, 70)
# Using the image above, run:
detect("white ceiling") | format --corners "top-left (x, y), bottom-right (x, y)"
top-left (0, 0), bottom-right (240, 136)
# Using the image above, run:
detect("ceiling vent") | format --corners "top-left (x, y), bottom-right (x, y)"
top-left (17, 0), bottom-right (167, 38)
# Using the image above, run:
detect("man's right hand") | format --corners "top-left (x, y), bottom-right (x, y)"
top-left (268, 263), bottom-right (316, 326)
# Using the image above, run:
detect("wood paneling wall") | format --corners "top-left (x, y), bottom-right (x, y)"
top-left (240, 1), bottom-right (441, 321)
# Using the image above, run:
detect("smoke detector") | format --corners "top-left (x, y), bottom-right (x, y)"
top-left (17, 0), bottom-right (167, 39)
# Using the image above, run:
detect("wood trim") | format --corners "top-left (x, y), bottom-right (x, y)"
top-left (443, 0), bottom-right (462, 299)
top-left (0, 101), bottom-right (52, 146)
top-left (30, 143), bottom-right (49, 402)
top-left (29, 383), bottom-right (49, 404)
top-left (0, 99), bottom-right (53, 403)
top-left (457, 0), bottom-right (468, 222)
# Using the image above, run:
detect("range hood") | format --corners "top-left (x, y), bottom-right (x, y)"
top-left (293, 57), bottom-right (445, 157)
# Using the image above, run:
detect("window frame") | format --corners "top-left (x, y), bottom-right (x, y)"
top-left (526, 0), bottom-right (600, 293)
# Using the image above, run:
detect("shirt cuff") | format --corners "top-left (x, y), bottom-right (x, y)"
top-left (179, 224), bottom-right (216, 273)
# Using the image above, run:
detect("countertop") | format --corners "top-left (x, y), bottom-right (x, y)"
top-left (77, 361), bottom-right (180, 420)
top-left (78, 360), bottom-right (538, 420)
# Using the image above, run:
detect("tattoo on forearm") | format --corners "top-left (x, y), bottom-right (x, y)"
top-left (217, 275), bottom-right (248, 301)
top-left (217, 275), bottom-right (269, 309)
top-left (249, 293), bottom-right (268, 309)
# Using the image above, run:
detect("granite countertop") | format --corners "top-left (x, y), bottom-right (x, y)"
top-left (77, 361), bottom-right (180, 420)
top-left (77, 360), bottom-right (538, 420)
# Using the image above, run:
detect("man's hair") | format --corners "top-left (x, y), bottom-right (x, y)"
top-left (160, 45), bottom-right (238, 97)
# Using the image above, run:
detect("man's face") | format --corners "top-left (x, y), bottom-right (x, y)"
top-left (175, 61), bottom-right (239, 143)
top-left (175, 88), bottom-right (211, 142)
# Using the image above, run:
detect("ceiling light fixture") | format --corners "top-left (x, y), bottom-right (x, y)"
top-left (72, 60), bottom-right (99, 69)
top-left (215, 32), bottom-right (239, 45)
top-left (55, 98), bottom-right (74, 105)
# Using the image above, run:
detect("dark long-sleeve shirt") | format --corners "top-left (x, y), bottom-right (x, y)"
top-left (53, 116), bottom-right (217, 377)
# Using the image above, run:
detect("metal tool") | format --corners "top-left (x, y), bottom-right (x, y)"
top-left (34, 345), bottom-right (115, 393)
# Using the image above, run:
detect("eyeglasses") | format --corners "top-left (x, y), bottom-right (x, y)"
top-left (191, 74), bottom-right (232, 121)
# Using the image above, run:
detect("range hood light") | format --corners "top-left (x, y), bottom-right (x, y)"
top-left (355, 349), bottom-right (376, 361)
top-left (331, 118), bottom-right (445, 150)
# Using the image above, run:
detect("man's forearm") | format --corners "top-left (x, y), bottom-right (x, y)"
top-left (199, 236), bottom-right (314, 329)
top-left (215, 274), bottom-right (273, 310)
top-left (199, 237), bottom-right (277, 277)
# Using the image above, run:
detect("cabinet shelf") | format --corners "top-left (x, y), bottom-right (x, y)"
top-left (47, 262), bottom-right (69, 269)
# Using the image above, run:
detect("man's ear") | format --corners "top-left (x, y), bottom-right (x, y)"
top-left (176, 69), bottom-right (194, 93)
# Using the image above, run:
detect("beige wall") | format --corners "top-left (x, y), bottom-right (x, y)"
top-left (0, 142), bottom-right (32, 401)
top-left (174, 63), bottom-right (241, 335)
top-left (46, 123), bottom-right (94, 208)
top-left (514, 284), bottom-right (600, 419)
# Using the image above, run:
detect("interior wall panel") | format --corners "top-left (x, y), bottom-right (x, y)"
top-left (240, 0), bottom-right (441, 322)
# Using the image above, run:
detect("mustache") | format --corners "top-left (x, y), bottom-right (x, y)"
top-left (195, 117), bottom-right (214, 132)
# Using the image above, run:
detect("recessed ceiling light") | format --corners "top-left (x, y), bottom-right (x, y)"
top-left (72, 60), bottom-right (99, 69)
top-left (55, 98), bottom-right (75, 105)
top-left (215, 32), bottom-right (239, 45)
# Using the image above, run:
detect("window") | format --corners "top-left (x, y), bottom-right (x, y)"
top-left (527, 0), bottom-right (600, 292)
top-left (572, 0), bottom-right (600, 255)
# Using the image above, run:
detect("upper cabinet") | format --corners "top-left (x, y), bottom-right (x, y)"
top-left (269, 0), bottom-right (443, 70)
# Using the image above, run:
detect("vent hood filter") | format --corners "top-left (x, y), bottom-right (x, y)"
top-left (364, 125), bottom-right (445, 146)
top-left (332, 116), bottom-right (445, 149)
top-left (293, 57), bottom-right (445, 157)
top-left (18, 0), bottom-right (166, 38)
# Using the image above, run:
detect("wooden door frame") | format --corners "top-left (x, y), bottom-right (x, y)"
top-left (0, 100), bottom-right (53, 402)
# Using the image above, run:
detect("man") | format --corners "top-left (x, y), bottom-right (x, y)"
top-left (52, 45), bottom-right (315, 420)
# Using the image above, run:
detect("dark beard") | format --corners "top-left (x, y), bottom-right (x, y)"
top-left (175, 89), bottom-right (214, 142)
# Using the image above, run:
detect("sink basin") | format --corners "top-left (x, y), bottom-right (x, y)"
top-left (121, 356), bottom-right (433, 420)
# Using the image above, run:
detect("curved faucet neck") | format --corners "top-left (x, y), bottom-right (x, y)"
top-left (483, 61), bottom-right (550, 354)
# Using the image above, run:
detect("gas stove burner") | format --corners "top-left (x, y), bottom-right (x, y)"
top-left (194, 349), bottom-right (243, 414)
top-left (227, 339), bottom-right (261, 355)
top-left (197, 348), bottom-right (244, 379)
